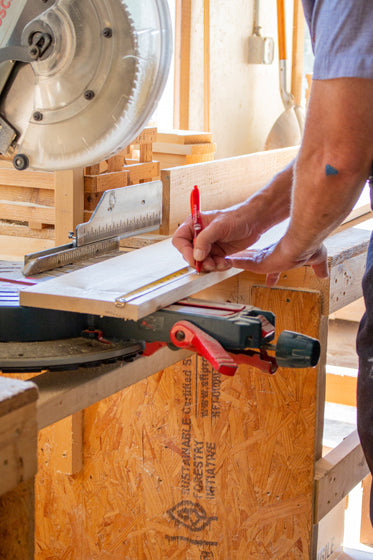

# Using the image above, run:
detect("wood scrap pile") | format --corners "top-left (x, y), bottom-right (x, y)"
top-left (84, 126), bottom-right (159, 221)
top-left (153, 129), bottom-right (216, 168)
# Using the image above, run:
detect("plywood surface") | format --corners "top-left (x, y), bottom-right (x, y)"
top-left (31, 287), bottom-right (322, 559)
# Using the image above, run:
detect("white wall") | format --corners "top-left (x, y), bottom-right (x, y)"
top-left (154, 0), bottom-right (308, 159)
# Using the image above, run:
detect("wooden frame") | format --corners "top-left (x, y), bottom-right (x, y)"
top-left (2, 146), bottom-right (372, 558)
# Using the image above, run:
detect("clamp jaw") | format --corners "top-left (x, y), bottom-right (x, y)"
top-left (116, 298), bottom-right (320, 376)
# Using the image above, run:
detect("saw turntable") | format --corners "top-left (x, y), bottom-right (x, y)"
top-left (0, 0), bottom-right (320, 376)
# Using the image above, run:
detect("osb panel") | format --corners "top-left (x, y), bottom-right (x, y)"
top-left (0, 480), bottom-right (35, 560)
top-left (33, 288), bottom-right (321, 560)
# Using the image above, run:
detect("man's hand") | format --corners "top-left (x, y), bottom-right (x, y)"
top-left (172, 206), bottom-right (263, 272)
top-left (172, 163), bottom-right (294, 273)
top-left (226, 237), bottom-right (329, 286)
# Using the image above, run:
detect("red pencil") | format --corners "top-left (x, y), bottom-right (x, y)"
top-left (190, 185), bottom-right (203, 273)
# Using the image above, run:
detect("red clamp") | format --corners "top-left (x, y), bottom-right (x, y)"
top-left (170, 320), bottom-right (238, 376)
top-left (170, 320), bottom-right (278, 376)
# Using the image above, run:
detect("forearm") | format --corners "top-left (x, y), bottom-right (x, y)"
top-left (239, 160), bottom-right (294, 234)
top-left (281, 78), bottom-right (373, 257)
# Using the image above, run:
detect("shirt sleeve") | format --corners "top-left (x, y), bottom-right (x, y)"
top-left (304, 0), bottom-right (373, 80)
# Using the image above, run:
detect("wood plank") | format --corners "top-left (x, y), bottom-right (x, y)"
top-left (139, 142), bottom-right (153, 163)
top-left (19, 216), bottom-right (369, 321)
top-left (174, 0), bottom-right (192, 129)
top-left (84, 170), bottom-right (128, 193)
top-left (325, 369), bottom-right (357, 407)
top-left (0, 185), bottom-right (54, 206)
top-left (0, 377), bottom-right (38, 502)
top-left (0, 377), bottom-right (38, 428)
top-left (204, 0), bottom-right (210, 132)
top-left (0, 201), bottom-right (55, 224)
top-left (132, 126), bottom-right (157, 145)
top-left (314, 430), bottom-right (369, 523)
top-left (0, 235), bottom-right (54, 258)
top-left (54, 169), bottom-right (84, 246)
top-left (157, 130), bottom-right (213, 145)
top-left (160, 147), bottom-right (298, 233)
top-left (360, 475), bottom-right (373, 546)
top-left (124, 161), bottom-right (160, 184)
top-left (0, 403), bottom-right (38, 496)
top-left (0, 167), bottom-right (54, 189)
top-left (0, 221), bottom-right (54, 240)
top-left (153, 142), bottom-right (216, 155)
top-left (291, 0), bottom-right (305, 106)
top-left (34, 346), bottom-right (192, 429)
top-left (85, 160), bottom-right (109, 175)
top-left (49, 412), bottom-right (83, 475)
top-left (107, 152), bottom-right (126, 173)
top-left (20, 239), bottom-right (241, 320)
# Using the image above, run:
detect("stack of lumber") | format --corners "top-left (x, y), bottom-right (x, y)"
top-left (153, 129), bottom-right (216, 168)
top-left (0, 160), bottom-right (55, 240)
top-left (84, 126), bottom-right (159, 221)
top-left (0, 127), bottom-right (160, 240)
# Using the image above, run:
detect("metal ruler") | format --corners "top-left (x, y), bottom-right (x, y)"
top-left (23, 181), bottom-right (163, 276)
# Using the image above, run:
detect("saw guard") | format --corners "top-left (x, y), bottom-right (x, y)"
top-left (0, 0), bottom-right (172, 170)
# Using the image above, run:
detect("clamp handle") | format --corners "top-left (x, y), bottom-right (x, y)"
top-left (170, 320), bottom-right (238, 376)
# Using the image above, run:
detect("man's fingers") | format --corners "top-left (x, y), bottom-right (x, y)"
top-left (309, 245), bottom-right (329, 278)
top-left (311, 261), bottom-right (329, 278)
top-left (265, 272), bottom-right (281, 287)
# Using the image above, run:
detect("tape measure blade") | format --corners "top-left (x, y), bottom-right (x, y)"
top-left (115, 267), bottom-right (194, 306)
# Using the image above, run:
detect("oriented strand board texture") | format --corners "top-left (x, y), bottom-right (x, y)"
top-left (33, 288), bottom-right (321, 559)
top-left (0, 480), bottom-right (35, 560)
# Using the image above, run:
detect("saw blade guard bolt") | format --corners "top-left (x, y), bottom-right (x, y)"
top-left (33, 112), bottom-right (43, 121)
top-left (84, 90), bottom-right (95, 101)
top-left (13, 154), bottom-right (29, 171)
top-left (103, 27), bottom-right (113, 38)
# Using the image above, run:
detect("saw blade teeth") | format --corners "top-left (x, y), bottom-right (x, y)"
top-left (5, 0), bottom-right (172, 170)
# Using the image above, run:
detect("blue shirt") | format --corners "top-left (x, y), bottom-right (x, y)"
top-left (302, 0), bottom-right (373, 79)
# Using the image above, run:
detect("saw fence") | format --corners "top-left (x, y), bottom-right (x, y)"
top-left (0, 146), bottom-right (373, 559)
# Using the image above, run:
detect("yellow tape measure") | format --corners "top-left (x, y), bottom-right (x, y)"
top-left (115, 266), bottom-right (194, 307)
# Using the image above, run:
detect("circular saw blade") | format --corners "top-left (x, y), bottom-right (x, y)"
top-left (2, 0), bottom-right (172, 170)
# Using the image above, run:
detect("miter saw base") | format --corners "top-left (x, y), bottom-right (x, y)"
top-left (0, 338), bottom-right (143, 373)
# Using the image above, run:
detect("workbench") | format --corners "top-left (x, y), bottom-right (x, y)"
top-left (0, 148), bottom-right (372, 559)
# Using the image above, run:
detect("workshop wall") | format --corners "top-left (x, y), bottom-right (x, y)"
top-left (188, 0), bottom-right (303, 158)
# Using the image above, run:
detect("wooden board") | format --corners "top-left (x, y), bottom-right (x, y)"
top-left (314, 430), bottom-right (369, 523)
top-left (19, 239), bottom-right (241, 320)
top-left (0, 377), bottom-right (38, 560)
top-left (160, 147), bottom-right (298, 234)
top-left (19, 220), bottom-right (292, 321)
top-left (157, 130), bottom-right (213, 145)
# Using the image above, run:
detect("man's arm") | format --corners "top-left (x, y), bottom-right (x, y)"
top-left (228, 78), bottom-right (373, 284)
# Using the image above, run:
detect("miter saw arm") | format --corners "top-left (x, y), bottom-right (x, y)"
top-left (0, 0), bottom-right (172, 170)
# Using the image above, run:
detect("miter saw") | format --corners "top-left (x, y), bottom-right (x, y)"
top-left (0, 0), bottom-right (172, 170)
top-left (0, 0), bottom-right (320, 375)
